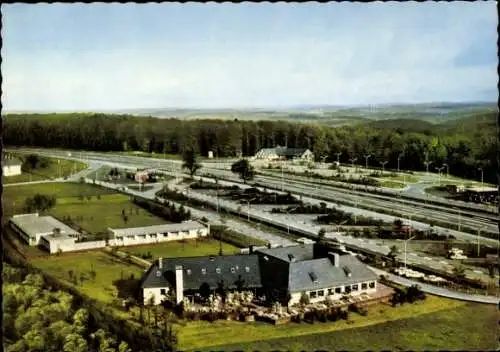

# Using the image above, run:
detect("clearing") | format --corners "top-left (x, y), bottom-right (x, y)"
top-left (3, 157), bottom-right (87, 184)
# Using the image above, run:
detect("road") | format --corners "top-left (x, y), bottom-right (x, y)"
top-left (7, 148), bottom-right (498, 301)
top-left (369, 266), bottom-right (498, 305)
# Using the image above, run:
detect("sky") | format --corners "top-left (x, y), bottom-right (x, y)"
top-left (1, 2), bottom-right (498, 111)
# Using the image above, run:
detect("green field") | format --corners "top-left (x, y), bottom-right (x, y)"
top-left (377, 174), bottom-right (420, 183)
top-left (3, 182), bottom-right (167, 233)
top-left (380, 180), bottom-right (406, 189)
top-left (123, 238), bottom-right (240, 260)
top-left (177, 295), bottom-right (466, 350)
top-left (3, 182), bottom-right (117, 216)
top-left (206, 302), bottom-right (498, 351)
top-left (3, 157), bottom-right (87, 184)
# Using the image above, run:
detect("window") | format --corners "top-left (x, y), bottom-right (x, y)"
top-left (361, 283), bottom-right (368, 290)
top-left (327, 288), bottom-right (333, 295)
top-left (216, 267), bottom-right (221, 274)
top-left (160, 289), bottom-right (166, 295)
top-left (201, 268), bottom-right (206, 275)
top-left (156, 270), bottom-right (161, 277)
top-left (335, 287), bottom-right (342, 294)
top-left (230, 267), bottom-right (236, 273)
top-left (352, 284), bottom-right (359, 291)
top-left (369, 282), bottom-right (376, 289)
top-left (186, 269), bottom-right (192, 275)
top-left (310, 291), bottom-right (317, 298)
top-left (245, 266), bottom-right (250, 272)
top-left (345, 286), bottom-right (351, 293)
top-left (318, 290), bottom-right (325, 297)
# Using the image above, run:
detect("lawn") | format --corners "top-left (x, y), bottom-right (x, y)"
top-left (377, 174), bottom-right (420, 183)
top-left (30, 251), bottom-right (143, 319)
top-left (123, 238), bottom-right (240, 260)
top-left (49, 194), bottom-right (167, 233)
top-left (3, 157), bottom-right (87, 184)
top-left (177, 295), bottom-right (466, 350)
top-left (380, 180), bottom-right (406, 189)
top-left (206, 301), bottom-right (498, 352)
top-left (3, 182), bottom-right (118, 216)
top-left (2, 182), bottom-right (167, 233)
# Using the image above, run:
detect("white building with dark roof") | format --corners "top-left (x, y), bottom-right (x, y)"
top-left (2, 157), bottom-right (22, 177)
top-left (108, 220), bottom-right (209, 246)
top-left (140, 243), bottom-right (378, 307)
top-left (254, 146), bottom-right (314, 161)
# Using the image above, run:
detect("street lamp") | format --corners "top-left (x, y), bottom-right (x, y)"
top-left (337, 219), bottom-right (349, 233)
top-left (435, 166), bottom-right (445, 186)
top-left (285, 206), bottom-right (299, 235)
top-left (247, 197), bottom-right (256, 221)
top-left (397, 235), bottom-right (416, 271)
top-left (477, 167), bottom-right (484, 186)
top-left (364, 154), bottom-right (371, 170)
top-left (335, 152), bottom-right (343, 165)
top-left (397, 153), bottom-right (404, 174)
top-left (281, 159), bottom-right (285, 191)
top-left (349, 157), bottom-right (357, 171)
top-left (424, 160), bottom-right (433, 174)
top-left (379, 160), bottom-right (388, 175)
top-left (477, 225), bottom-right (488, 257)
top-left (442, 163), bottom-right (449, 178)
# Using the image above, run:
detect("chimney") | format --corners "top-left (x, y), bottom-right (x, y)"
top-left (328, 252), bottom-right (340, 268)
top-left (158, 257), bottom-right (163, 269)
top-left (175, 265), bottom-right (184, 305)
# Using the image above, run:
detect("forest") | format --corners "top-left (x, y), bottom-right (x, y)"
top-left (3, 110), bottom-right (497, 183)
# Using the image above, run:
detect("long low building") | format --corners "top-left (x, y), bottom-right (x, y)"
top-left (108, 220), bottom-right (209, 246)
top-left (140, 243), bottom-right (378, 306)
top-left (10, 213), bottom-right (80, 246)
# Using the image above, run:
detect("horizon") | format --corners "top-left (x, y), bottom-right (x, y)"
top-left (2, 3), bottom-right (498, 111)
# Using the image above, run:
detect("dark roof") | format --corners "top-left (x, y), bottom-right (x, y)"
top-left (141, 255), bottom-right (262, 291)
top-left (256, 244), bottom-right (314, 262)
top-left (288, 255), bottom-right (377, 292)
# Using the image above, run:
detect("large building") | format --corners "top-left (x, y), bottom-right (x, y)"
top-left (2, 157), bottom-right (22, 177)
top-left (108, 221), bottom-right (209, 246)
top-left (10, 213), bottom-right (80, 246)
top-left (254, 146), bottom-right (314, 161)
top-left (140, 243), bottom-right (378, 306)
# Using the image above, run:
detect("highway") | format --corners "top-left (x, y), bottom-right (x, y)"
top-left (7, 148), bottom-right (498, 301)
top-left (10, 147), bottom-right (499, 241)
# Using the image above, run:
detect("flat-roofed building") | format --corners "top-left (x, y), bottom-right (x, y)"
top-left (2, 157), bottom-right (22, 177)
top-left (40, 233), bottom-right (78, 254)
top-left (10, 213), bottom-right (79, 246)
top-left (108, 220), bottom-right (209, 246)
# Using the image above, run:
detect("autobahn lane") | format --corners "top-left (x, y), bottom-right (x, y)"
top-left (11, 148), bottom-right (498, 238)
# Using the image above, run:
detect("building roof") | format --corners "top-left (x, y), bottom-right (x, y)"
top-left (141, 254), bottom-right (262, 291)
top-left (42, 233), bottom-right (76, 242)
top-left (288, 255), bottom-right (377, 293)
top-left (109, 220), bottom-right (205, 238)
top-left (255, 146), bottom-right (311, 158)
top-left (10, 214), bottom-right (79, 238)
top-left (256, 243), bottom-right (314, 262)
top-left (2, 158), bottom-right (22, 167)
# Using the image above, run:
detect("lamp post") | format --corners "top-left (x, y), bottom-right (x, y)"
top-left (443, 163), bottom-right (449, 178)
top-left (337, 219), bottom-right (349, 233)
top-left (397, 153), bottom-right (404, 174)
top-left (247, 197), bottom-right (256, 222)
top-left (335, 152), bottom-right (342, 165)
top-left (424, 161), bottom-right (433, 175)
top-left (364, 154), bottom-right (371, 170)
top-left (398, 235), bottom-right (416, 271)
top-left (285, 206), bottom-right (299, 235)
top-left (281, 159), bottom-right (285, 191)
top-left (379, 161), bottom-right (388, 175)
top-left (477, 225), bottom-right (487, 257)
top-left (477, 167), bottom-right (484, 186)
top-left (436, 166), bottom-right (445, 186)
top-left (349, 157), bottom-right (357, 171)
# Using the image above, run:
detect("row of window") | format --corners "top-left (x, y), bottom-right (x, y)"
top-left (308, 282), bottom-right (376, 299)
top-left (187, 266), bottom-right (251, 276)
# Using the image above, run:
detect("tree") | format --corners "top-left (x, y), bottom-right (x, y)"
top-left (452, 265), bottom-right (466, 279)
top-left (182, 149), bottom-right (201, 179)
top-left (318, 228), bottom-right (326, 243)
top-left (299, 292), bottom-right (310, 307)
top-left (63, 333), bottom-right (88, 352)
top-left (234, 275), bottom-right (246, 292)
top-left (388, 245), bottom-right (399, 265)
top-left (216, 280), bottom-right (228, 304)
top-left (199, 282), bottom-right (211, 301)
top-left (406, 285), bottom-right (425, 303)
top-left (231, 159), bottom-right (255, 183)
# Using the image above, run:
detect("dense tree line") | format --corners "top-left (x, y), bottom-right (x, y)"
top-left (3, 111), bottom-right (497, 182)
top-left (3, 264), bottom-right (132, 352)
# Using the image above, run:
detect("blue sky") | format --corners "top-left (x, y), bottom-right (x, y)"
top-left (2, 2), bottom-right (498, 111)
